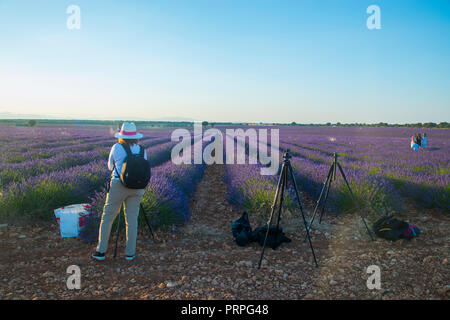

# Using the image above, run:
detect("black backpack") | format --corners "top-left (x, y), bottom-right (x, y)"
top-left (231, 212), bottom-right (253, 246)
top-left (252, 225), bottom-right (291, 250)
top-left (231, 212), bottom-right (292, 249)
top-left (372, 215), bottom-right (409, 241)
top-left (115, 143), bottom-right (151, 189)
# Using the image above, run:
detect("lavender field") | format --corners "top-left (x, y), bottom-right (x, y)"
top-left (284, 127), bottom-right (449, 212)
top-left (223, 126), bottom-right (449, 221)
top-left (0, 125), bottom-right (206, 235)
top-left (0, 124), bottom-right (449, 301)
top-left (0, 125), bottom-right (448, 232)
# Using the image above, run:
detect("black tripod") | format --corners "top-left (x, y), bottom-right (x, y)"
top-left (258, 150), bottom-right (318, 269)
top-left (113, 203), bottom-right (155, 258)
top-left (303, 153), bottom-right (374, 242)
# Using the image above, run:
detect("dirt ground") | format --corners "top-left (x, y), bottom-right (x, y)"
top-left (0, 164), bottom-right (448, 300)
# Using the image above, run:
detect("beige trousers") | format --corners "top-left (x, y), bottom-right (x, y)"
top-left (96, 179), bottom-right (145, 256)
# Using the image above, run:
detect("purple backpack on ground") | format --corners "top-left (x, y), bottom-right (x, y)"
top-left (404, 225), bottom-right (421, 240)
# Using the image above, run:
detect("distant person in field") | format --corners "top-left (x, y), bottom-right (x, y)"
top-left (417, 133), bottom-right (422, 147)
top-left (92, 122), bottom-right (149, 261)
top-left (411, 134), bottom-right (419, 151)
top-left (422, 133), bottom-right (428, 148)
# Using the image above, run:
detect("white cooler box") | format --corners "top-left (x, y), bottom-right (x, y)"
top-left (54, 204), bottom-right (91, 237)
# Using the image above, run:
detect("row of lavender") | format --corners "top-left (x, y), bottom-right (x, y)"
top-left (0, 125), bottom-right (210, 248)
top-left (0, 126), bottom-right (172, 163)
top-left (80, 139), bottom-right (207, 242)
top-left (0, 137), bottom-right (172, 187)
top-left (279, 126), bottom-right (449, 211)
top-left (0, 140), bottom-right (177, 220)
top-left (222, 126), bottom-right (449, 220)
top-left (222, 133), bottom-right (294, 224)
top-left (0, 126), bottom-right (177, 219)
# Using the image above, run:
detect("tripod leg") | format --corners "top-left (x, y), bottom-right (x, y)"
top-left (319, 163), bottom-right (334, 224)
top-left (140, 203), bottom-right (155, 241)
top-left (275, 165), bottom-right (288, 231)
top-left (258, 163), bottom-right (286, 269)
top-left (336, 162), bottom-right (374, 240)
top-left (303, 164), bottom-right (333, 242)
top-left (333, 160), bottom-right (337, 181)
top-left (113, 202), bottom-right (123, 259)
top-left (287, 162), bottom-right (318, 267)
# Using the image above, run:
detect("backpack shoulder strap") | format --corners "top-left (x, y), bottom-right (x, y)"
top-left (113, 162), bottom-right (121, 178)
top-left (139, 144), bottom-right (145, 157)
top-left (121, 143), bottom-right (132, 157)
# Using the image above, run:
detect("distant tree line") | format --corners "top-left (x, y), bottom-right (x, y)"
top-left (245, 121), bottom-right (449, 128)
top-left (284, 121), bottom-right (449, 129)
top-left (0, 119), bottom-right (196, 128)
top-left (332, 122), bottom-right (449, 128)
top-left (0, 119), bottom-right (448, 129)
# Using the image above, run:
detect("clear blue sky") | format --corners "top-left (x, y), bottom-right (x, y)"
top-left (0, 0), bottom-right (449, 123)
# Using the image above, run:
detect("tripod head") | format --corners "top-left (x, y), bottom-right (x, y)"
top-left (283, 150), bottom-right (292, 162)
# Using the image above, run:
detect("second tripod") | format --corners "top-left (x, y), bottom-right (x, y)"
top-left (304, 152), bottom-right (374, 241)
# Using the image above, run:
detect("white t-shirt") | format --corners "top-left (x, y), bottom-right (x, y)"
top-left (108, 143), bottom-right (148, 180)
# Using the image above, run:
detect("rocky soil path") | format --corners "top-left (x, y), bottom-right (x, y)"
top-left (0, 164), bottom-right (448, 300)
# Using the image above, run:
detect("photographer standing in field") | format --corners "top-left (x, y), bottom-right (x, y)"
top-left (417, 133), bottom-right (423, 147)
top-left (411, 134), bottom-right (420, 151)
top-left (92, 122), bottom-right (150, 261)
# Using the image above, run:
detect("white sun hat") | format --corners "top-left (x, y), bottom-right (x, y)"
top-left (115, 122), bottom-right (143, 139)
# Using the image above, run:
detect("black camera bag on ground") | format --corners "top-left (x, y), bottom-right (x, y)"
top-left (231, 212), bottom-right (291, 249)
top-left (372, 215), bottom-right (409, 241)
top-left (252, 225), bottom-right (291, 250)
top-left (231, 212), bottom-right (253, 246)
